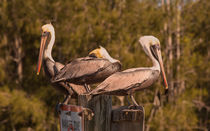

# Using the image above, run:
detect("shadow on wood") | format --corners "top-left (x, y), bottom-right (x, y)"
top-left (111, 106), bottom-right (145, 131)
top-left (78, 95), bottom-right (112, 131)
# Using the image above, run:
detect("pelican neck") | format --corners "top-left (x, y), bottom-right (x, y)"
top-left (44, 32), bottom-right (55, 62)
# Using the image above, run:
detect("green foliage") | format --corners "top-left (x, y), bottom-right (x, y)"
top-left (150, 89), bottom-right (202, 131)
top-left (0, 86), bottom-right (48, 130)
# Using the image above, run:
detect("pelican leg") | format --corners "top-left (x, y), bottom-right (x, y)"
top-left (55, 95), bottom-right (71, 115)
top-left (62, 95), bottom-right (71, 105)
top-left (84, 83), bottom-right (90, 92)
top-left (125, 96), bottom-right (131, 106)
top-left (130, 94), bottom-right (139, 106)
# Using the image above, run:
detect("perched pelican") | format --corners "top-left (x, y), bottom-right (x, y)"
top-left (37, 24), bottom-right (87, 104)
top-left (51, 46), bottom-right (121, 89)
top-left (90, 36), bottom-right (168, 106)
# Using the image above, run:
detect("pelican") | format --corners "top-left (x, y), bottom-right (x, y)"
top-left (90, 36), bottom-right (168, 106)
top-left (51, 46), bottom-right (121, 89)
top-left (37, 24), bottom-right (88, 104)
top-left (37, 23), bottom-right (121, 100)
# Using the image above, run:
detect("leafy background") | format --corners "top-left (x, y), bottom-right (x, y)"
top-left (0, 0), bottom-right (209, 130)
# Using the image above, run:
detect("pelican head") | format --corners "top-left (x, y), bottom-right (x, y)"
top-left (42, 24), bottom-right (55, 34)
top-left (89, 46), bottom-right (120, 63)
top-left (139, 36), bottom-right (168, 90)
top-left (37, 23), bottom-right (55, 75)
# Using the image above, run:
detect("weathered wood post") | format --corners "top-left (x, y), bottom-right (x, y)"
top-left (78, 95), bottom-right (112, 131)
top-left (59, 95), bottom-right (145, 131)
top-left (111, 106), bottom-right (145, 131)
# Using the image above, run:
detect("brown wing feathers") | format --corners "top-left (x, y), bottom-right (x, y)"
top-left (51, 57), bottom-right (112, 83)
top-left (90, 69), bottom-right (158, 96)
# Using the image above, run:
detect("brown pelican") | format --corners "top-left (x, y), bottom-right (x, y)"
top-left (37, 23), bottom-right (88, 104)
top-left (51, 46), bottom-right (121, 89)
top-left (90, 36), bottom-right (168, 106)
top-left (37, 23), bottom-right (121, 99)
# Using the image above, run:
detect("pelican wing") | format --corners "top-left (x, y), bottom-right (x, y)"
top-left (54, 62), bottom-right (64, 71)
top-left (51, 57), bottom-right (111, 83)
top-left (90, 68), bottom-right (159, 96)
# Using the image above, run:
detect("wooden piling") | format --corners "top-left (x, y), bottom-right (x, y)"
top-left (111, 106), bottom-right (145, 131)
top-left (78, 95), bottom-right (112, 131)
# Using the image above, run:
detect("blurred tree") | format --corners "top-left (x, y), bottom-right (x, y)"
top-left (0, 87), bottom-right (50, 130)
top-left (0, 0), bottom-right (210, 130)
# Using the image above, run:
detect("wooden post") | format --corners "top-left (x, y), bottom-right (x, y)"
top-left (111, 106), bottom-right (145, 131)
top-left (78, 95), bottom-right (112, 131)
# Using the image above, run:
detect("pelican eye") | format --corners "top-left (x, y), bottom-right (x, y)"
top-left (42, 31), bottom-right (49, 37)
top-left (152, 44), bottom-right (160, 50)
top-left (43, 31), bottom-right (48, 34)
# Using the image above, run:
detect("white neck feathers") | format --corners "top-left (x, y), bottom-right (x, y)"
top-left (100, 48), bottom-right (118, 63)
top-left (44, 31), bottom-right (55, 62)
